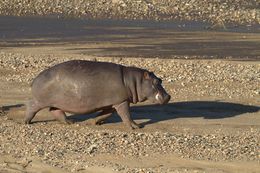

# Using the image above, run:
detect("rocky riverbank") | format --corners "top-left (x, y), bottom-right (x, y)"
top-left (0, 0), bottom-right (259, 25)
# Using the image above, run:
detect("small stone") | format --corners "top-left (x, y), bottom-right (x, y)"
top-left (87, 144), bottom-right (97, 154)
top-left (167, 79), bottom-right (174, 83)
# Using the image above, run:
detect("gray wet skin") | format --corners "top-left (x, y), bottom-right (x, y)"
top-left (25, 60), bottom-right (171, 129)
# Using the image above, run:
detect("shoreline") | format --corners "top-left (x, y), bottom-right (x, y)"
top-left (1, 15), bottom-right (260, 33)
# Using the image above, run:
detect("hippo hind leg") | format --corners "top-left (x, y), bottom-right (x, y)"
top-left (49, 107), bottom-right (73, 124)
top-left (92, 108), bottom-right (114, 125)
top-left (25, 99), bottom-right (43, 124)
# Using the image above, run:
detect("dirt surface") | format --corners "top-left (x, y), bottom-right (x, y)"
top-left (0, 17), bottom-right (260, 173)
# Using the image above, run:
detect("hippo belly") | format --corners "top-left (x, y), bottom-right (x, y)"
top-left (31, 60), bottom-right (128, 114)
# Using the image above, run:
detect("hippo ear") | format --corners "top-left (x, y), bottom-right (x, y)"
top-left (143, 71), bottom-right (150, 80)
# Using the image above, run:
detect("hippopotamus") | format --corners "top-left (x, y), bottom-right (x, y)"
top-left (25, 60), bottom-right (171, 129)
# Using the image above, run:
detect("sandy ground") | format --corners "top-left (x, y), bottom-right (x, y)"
top-left (0, 17), bottom-right (259, 173)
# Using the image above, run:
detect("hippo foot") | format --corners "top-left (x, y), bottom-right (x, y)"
top-left (24, 120), bottom-right (32, 124)
top-left (95, 120), bottom-right (105, 125)
top-left (130, 122), bottom-right (143, 129)
top-left (127, 125), bottom-right (139, 130)
top-left (66, 120), bottom-right (74, 124)
top-left (63, 119), bottom-right (74, 124)
top-left (92, 110), bottom-right (113, 126)
top-left (125, 121), bottom-right (143, 130)
top-left (89, 118), bottom-right (105, 125)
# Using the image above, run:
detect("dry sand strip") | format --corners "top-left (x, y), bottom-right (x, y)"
top-left (0, 155), bottom-right (67, 173)
top-left (1, 153), bottom-right (260, 173)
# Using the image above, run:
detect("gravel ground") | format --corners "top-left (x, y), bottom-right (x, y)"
top-left (0, 0), bottom-right (259, 25)
top-left (0, 117), bottom-right (259, 172)
top-left (0, 51), bottom-right (259, 172)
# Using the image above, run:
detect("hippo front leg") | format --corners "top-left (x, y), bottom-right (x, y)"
top-left (114, 101), bottom-right (142, 129)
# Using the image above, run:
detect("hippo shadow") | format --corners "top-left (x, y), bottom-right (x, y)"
top-left (70, 101), bottom-right (260, 126)
top-left (1, 104), bottom-right (25, 112)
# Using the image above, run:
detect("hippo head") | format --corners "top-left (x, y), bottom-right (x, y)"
top-left (140, 71), bottom-right (171, 104)
top-left (124, 67), bottom-right (171, 104)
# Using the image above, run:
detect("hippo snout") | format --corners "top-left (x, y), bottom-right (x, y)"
top-left (156, 91), bottom-right (171, 104)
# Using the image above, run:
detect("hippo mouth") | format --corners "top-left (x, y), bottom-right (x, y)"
top-left (155, 92), bottom-right (171, 104)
